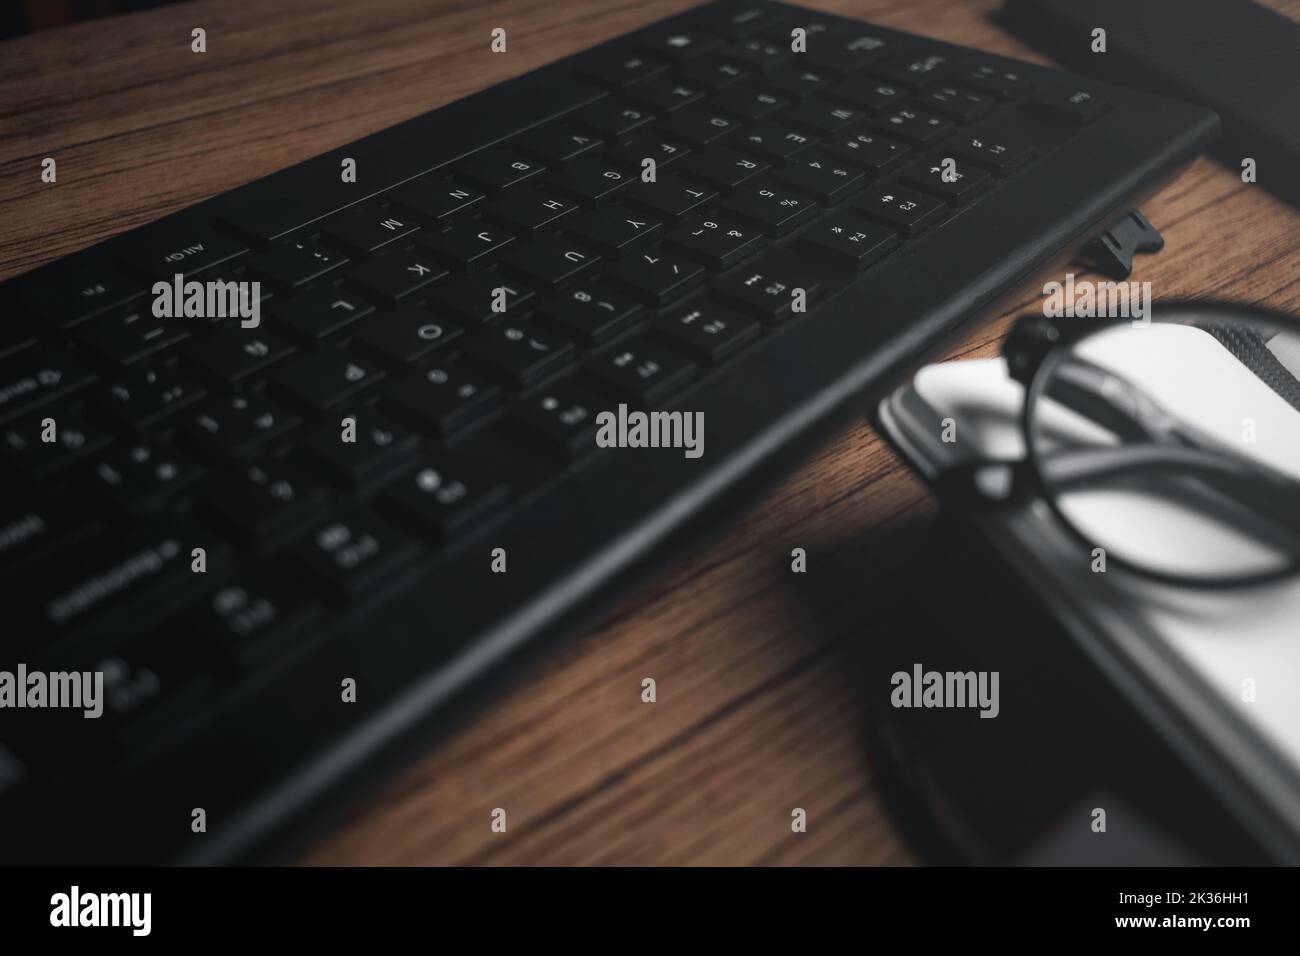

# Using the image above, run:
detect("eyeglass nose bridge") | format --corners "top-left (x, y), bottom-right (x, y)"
top-left (1001, 316), bottom-right (1063, 385)
top-left (932, 457), bottom-right (1039, 512)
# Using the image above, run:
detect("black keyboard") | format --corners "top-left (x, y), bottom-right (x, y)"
top-left (0, 1), bottom-right (1216, 863)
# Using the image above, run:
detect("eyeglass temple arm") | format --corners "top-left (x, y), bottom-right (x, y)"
top-left (1038, 443), bottom-right (1300, 548)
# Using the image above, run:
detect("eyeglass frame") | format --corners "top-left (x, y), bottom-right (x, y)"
top-left (929, 299), bottom-right (1300, 589)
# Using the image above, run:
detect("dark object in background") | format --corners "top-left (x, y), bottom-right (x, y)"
top-left (1001, 0), bottom-right (1300, 208)
top-left (3, 0), bottom-right (183, 39)
top-left (876, 516), bottom-right (1272, 865)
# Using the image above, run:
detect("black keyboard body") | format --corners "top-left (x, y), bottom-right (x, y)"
top-left (0, 1), bottom-right (1217, 862)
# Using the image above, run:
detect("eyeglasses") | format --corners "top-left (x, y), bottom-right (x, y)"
top-left (934, 301), bottom-right (1300, 587)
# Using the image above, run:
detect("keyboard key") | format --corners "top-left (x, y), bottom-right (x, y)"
top-left (900, 156), bottom-right (992, 204)
top-left (498, 240), bottom-right (600, 292)
top-left (714, 252), bottom-right (822, 322)
top-left (0, 404), bottom-right (111, 483)
top-left (389, 177), bottom-right (484, 222)
top-left (58, 632), bottom-right (213, 745)
top-left (183, 577), bottom-right (322, 669)
top-left (956, 62), bottom-right (1033, 99)
top-left (562, 205), bottom-right (662, 256)
top-left (272, 286), bottom-right (375, 343)
top-left (464, 321), bottom-right (575, 388)
top-left (604, 247), bottom-right (706, 304)
top-left (1030, 86), bottom-right (1111, 125)
top-left (537, 283), bottom-right (643, 345)
top-left (270, 347), bottom-right (384, 415)
top-left (247, 238), bottom-right (349, 291)
top-left (761, 65), bottom-right (832, 100)
top-left (383, 363), bottom-right (501, 437)
top-left (949, 124), bottom-right (1035, 172)
top-left (191, 81), bottom-right (599, 241)
top-left (870, 52), bottom-right (960, 90)
top-left (345, 248), bottom-right (451, 305)
top-left (0, 496), bottom-right (101, 581)
top-left (584, 339), bottom-right (695, 403)
top-left (805, 31), bottom-right (890, 76)
top-left (97, 365), bottom-right (204, 432)
top-left (0, 323), bottom-right (35, 360)
top-left (712, 85), bottom-right (788, 120)
top-left (874, 106), bottom-right (954, 144)
top-left (14, 522), bottom-right (225, 640)
top-left (180, 393), bottom-right (299, 460)
top-left (677, 58), bottom-right (751, 92)
top-left (921, 84), bottom-right (994, 122)
top-left (485, 188), bottom-right (578, 239)
top-left (851, 184), bottom-right (947, 236)
top-left (664, 105), bottom-right (743, 147)
top-left (723, 36), bottom-right (792, 73)
top-left (827, 76), bottom-right (906, 113)
top-left (677, 146), bottom-right (769, 193)
top-left (550, 155), bottom-right (637, 203)
top-left (420, 220), bottom-right (515, 272)
top-left (577, 50), bottom-right (668, 89)
top-left (183, 329), bottom-right (295, 384)
top-left (797, 216), bottom-right (899, 271)
top-left (318, 204), bottom-right (420, 255)
top-left (351, 312), bottom-right (463, 366)
top-left (624, 175), bottom-right (717, 225)
top-left (116, 222), bottom-right (248, 281)
top-left (0, 348), bottom-right (96, 425)
top-left (428, 272), bottom-right (534, 325)
top-left (292, 511), bottom-right (420, 603)
top-left (772, 155), bottom-right (864, 204)
top-left (15, 262), bottom-right (142, 330)
top-left (454, 149), bottom-right (545, 193)
top-left (637, 26), bottom-right (723, 62)
top-left (199, 458), bottom-right (329, 544)
top-left (625, 76), bottom-right (705, 113)
top-left (92, 441), bottom-right (205, 513)
top-left (784, 99), bottom-right (865, 136)
top-left (513, 124), bottom-right (603, 166)
top-left (767, 17), bottom-right (851, 49)
top-left (572, 99), bottom-right (654, 137)
top-left (510, 381), bottom-right (607, 460)
top-left (665, 216), bottom-right (762, 270)
top-left (76, 306), bottom-right (189, 366)
top-left (735, 122), bottom-right (815, 164)
top-left (301, 412), bottom-right (421, 491)
top-left (825, 129), bottom-right (911, 173)
top-left (384, 453), bottom-right (510, 540)
top-left (604, 128), bottom-right (691, 169)
top-left (652, 301), bottom-right (760, 363)
top-left (721, 183), bottom-right (818, 235)
top-left (692, 3), bottom-right (787, 39)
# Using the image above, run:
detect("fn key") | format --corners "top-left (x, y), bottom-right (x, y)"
top-left (293, 512), bottom-right (420, 603)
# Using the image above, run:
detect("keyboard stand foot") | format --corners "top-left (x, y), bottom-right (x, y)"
top-left (1075, 208), bottom-right (1164, 280)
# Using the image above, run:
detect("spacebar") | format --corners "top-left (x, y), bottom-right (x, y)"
top-left (213, 74), bottom-right (605, 242)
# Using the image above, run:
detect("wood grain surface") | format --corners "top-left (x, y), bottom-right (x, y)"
top-left (2, 0), bottom-right (1297, 865)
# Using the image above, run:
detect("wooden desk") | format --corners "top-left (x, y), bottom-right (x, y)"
top-left (3, 0), bottom-right (1297, 865)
